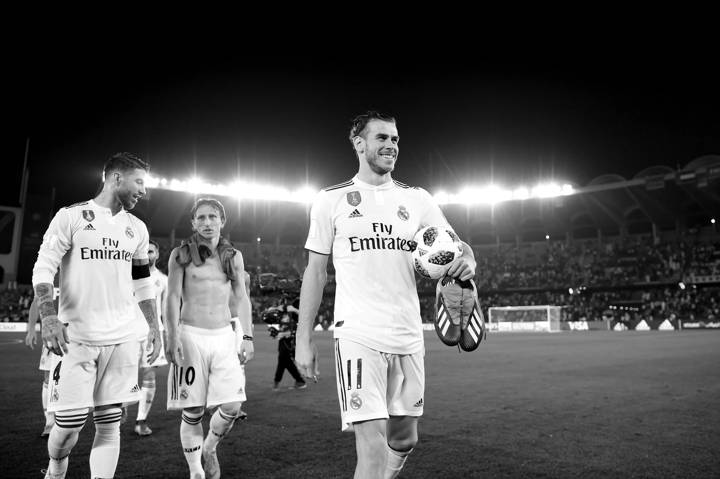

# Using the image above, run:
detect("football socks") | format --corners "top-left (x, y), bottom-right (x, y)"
top-left (181, 409), bottom-right (205, 476)
top-left (89, 408), bottom-right (122, 478)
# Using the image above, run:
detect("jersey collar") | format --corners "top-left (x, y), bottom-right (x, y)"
top-left (89, 199), bottom-right (126, 217)
top-left (352, 175), bottom-right (396, 191)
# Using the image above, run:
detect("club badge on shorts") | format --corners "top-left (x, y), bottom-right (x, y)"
top-left (82, 210), bottom-right (95, 222)
top-left (347, 191), bottom-right (362, 206)
top-left (397, 205), bottom-right (409, 221)
top-left (350, 392), bottom-right (363, 410)
top-left (125, 227), bottom-right (134, 239)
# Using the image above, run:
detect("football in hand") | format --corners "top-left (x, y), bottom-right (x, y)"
top-left (411, 225), bottom-right (462, 279)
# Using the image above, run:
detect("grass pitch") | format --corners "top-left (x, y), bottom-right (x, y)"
top-left (1, 330), bottom-right (718, 478)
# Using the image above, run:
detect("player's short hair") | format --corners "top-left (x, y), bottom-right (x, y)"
top-left (148, 239), bottom-right (160, 251)
top-left (190, 197), bottom-right (226, 221)
top-left (348, 111), bottom-right (396, 143)
top-left (102, 152), bottom-right (149, 181)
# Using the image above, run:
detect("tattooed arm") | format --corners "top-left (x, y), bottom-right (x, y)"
top-left (35, 282), bottom-right (68, 356)
top-left (32, 208), bottom-right (72, 356)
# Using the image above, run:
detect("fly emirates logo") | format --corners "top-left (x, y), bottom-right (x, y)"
top-left (349, 222), bottom-right (416, 253)
top-left (80, 237), bottom-right (133, 261)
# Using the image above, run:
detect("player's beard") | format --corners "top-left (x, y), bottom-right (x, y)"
top-left (118, 188), bottom-right (139, 210)
top-left (365, 149), bottom-right (396, 175)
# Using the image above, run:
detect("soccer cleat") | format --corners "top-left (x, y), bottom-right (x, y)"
top-left (202, 447), bottom-right (220, 479)
top-left (435, 278), bottom-right (486, 351)
top-left (134, 423), bottom-right (153, 436)
top-left (434, 278), bottom-right (463, 346)
top-left (289, 382), bottom-right (307, 390)
top-left (458, 286), bottom-right (486, 352)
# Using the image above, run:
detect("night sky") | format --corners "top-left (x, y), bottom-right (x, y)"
top-left (7, 38), bottom-right (719, 210)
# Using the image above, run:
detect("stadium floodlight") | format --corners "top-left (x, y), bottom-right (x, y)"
top-left (434, 182), bottom-right (575, 205)
top-left (512, 187), bottom-right (530, 200)
top-left (712, 218), bottom-right (716, 224)
top-left (146, 174), bottom-right (316, 204)
top-left (147, 173), bottom-right (577, 206)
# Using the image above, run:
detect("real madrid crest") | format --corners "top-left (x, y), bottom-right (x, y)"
top-left (350, 391), bottom-right (363, 410)
top-left (397, 205), bottom-right (409, 221)
top-left (347, 191), bottom-right (362, 207)
top-left (82, 210), bottom-right (95, 222)
top-left (125, 227), bottom-right (134, 239)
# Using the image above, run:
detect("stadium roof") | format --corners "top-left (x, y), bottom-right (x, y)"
top-left (136, 155), bottom-right (720, 245)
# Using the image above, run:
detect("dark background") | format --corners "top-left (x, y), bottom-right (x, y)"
top-left (7, 34), bottom-right (719, 210)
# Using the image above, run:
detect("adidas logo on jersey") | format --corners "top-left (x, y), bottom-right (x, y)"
top-left (348, 209), bottom-right (363, 218)
top-left (84, 223), bottom-right (95, 230)
top-left (413, 398), bottom-right (424, 408)
top-left (130, 384), bottom-right (140, 393)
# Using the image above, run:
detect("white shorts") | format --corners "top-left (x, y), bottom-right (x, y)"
top-left (138, 333), bottom-right (168, 368)
top-left (47, 340), bottom-right (140, 412)
top-left (334, 339), bottom-right (425, 431)
top-left (167, 325), bottom-right (246, 410)
top-left (38, 344), bottom-right (57, 372)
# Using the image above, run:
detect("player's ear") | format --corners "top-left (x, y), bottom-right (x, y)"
top-left (353, 135), bottom-right (365, 155)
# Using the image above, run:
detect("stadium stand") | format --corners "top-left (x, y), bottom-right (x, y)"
top-left (3, 156), bottom-right (719, 330)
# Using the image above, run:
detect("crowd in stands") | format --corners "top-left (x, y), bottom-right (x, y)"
top-left (3, 234), bottom-right (719, 327)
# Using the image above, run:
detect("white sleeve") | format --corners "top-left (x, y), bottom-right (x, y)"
top-left (417, 187), bottom-right (452, 231)
top-left (132, 219), bottom-right (150, 262)
top-left (304, 190), bottom-right (334, 255)
top-left (32, 208), bottom-right (73, 286)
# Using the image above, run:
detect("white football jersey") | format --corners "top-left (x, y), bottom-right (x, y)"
top-left (134, 267), bottom-right (168, 340)
top-left (305, 176), bottom-right (452, 354)
top-left (32, 199), bottom-right (150, 345)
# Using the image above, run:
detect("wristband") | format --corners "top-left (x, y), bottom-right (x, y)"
top-left (242, 335), bottom-right (253, 341)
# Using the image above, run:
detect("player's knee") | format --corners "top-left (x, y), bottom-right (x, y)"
top-left (387, 434), bottom-right (418, 452)
top-left (219, 402), bottom-right (242, 419)
top-left (183, 406), bottom-right (205, 416)
top-left (54, 407), bottom-right (90, 433)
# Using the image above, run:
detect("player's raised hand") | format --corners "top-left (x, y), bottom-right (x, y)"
top-left (295, 337), bottom-right (318, 382)
top-left (146, 326), bottom-right (161, 365)
top-left (239, 339), bottom-right (254, 365)
top-left (25, 329), bottom-right (37, 349)
top-left (165, 333), bottom-right (184, 366)
top-left (41, 316), bottom-right (69, 356)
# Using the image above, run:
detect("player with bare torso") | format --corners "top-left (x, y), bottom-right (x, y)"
top-left (165, 198), bottom-right (253, 479)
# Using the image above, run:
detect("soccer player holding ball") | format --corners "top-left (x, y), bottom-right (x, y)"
top-left (295, 111), bottom-right (476, 478)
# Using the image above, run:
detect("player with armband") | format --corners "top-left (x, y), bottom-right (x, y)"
top-left (32, 152), bottom-right (160, 479)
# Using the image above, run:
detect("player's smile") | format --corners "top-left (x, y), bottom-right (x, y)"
top-left (379, 150), bottom-right (396, 161)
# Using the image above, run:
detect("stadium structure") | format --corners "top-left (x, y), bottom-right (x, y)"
top-left (3, 155), bottom-right (719, 331)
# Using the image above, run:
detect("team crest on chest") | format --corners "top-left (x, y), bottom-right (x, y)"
top-left (82, 210), bottom-right (95, 222)
top-left (347, 191), bottom-right (362, 206)
top-left (125, 227), bottom-right (134, 239)
top-left (397, 205), bottom-right (410, 221)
